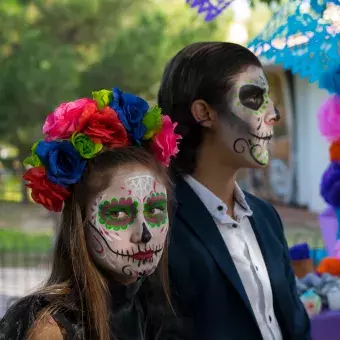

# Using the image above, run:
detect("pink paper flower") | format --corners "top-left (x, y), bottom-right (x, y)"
top-left (318, 95), bottom-right (340, 142)
top-left (151, 115), bottom-right (182, 166)
top-left (43, 98), bottom-right (96, 141)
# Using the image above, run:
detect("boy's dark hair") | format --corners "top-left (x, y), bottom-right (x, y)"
top-left (157, 42), bottom-right (262, 175)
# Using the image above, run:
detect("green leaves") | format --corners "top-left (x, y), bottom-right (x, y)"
top-left (23, 141), bottom-right (42, 167)
top-left (142, 105), bottom-right (162, 140)
top-left (92, 89), bottom-right (113, 109)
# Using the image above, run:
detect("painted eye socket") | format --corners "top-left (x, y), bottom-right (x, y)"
top-left (239, 84), bottom-right (264, 111)
top-left (98, 198), bottom-right (138, 231)
top-left (144, 193), bottom-right (168, 228)
top-left (247, 93), bottom-right (263, 105)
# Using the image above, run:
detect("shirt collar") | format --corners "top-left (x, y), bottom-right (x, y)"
top-left (184, 175), bottom-right (253, 224)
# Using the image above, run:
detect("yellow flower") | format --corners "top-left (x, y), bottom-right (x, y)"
top-left (142, 105), bottom-right (162, 140)
top-left (71, 133), bottom-right (103, 159)
top-left (92, 89), bottom-right (113, 109)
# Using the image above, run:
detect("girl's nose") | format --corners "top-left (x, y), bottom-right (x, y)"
top-left (130, 222), bottom-right (152, 244)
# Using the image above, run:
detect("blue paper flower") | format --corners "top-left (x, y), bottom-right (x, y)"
top-left (36, 140), bottom-right (86, 187)
top-left (320, 64), bottom-right (340, 95)
top-left (110, 87), bottom-right (148, 143)
top-left (289, 243), bottom-right (310, 261)
top-left (320, 161), bottom-right (340, 207)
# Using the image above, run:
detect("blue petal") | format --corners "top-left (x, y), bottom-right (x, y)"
top-left (131, 123), bottom-right (147, 144)
top-left (122, 93), bottom-right (149, 119)
top-left (37, 140), bottom-right (86, 187)
top-left (110, 87), bottom-right (131, 131)
top-left (35, 141), bottom-right (59, 166)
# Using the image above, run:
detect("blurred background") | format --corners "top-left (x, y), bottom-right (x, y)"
top-left (0, 0), bottom-right (333, 319)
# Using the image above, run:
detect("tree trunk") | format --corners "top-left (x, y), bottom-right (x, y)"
top-left (19, 162), bottom-right (29, 203)
top-left (18, 150), bottom-right (29, 204)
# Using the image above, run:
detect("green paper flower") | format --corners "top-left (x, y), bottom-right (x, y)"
top-left (92, 89), bottom-right (113, 109)
top-left (23, 141), bottom-right (42, 167)
top-left (71, 133), bottom-right (103, 159)
top-left (142, 105), bottom-right (162, 140)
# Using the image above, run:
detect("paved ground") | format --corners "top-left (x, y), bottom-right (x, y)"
top-left (275, 204), bottom-right (319, 229)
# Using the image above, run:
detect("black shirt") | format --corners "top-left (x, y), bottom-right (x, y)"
top-left (0, 276), bottom-right (193, 340)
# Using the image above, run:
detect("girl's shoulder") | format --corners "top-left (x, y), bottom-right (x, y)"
top-left (0, 295), bottom-right (48, 339)
top-left (0, 295), bottom-right (80, 340)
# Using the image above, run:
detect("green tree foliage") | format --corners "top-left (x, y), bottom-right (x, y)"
top-left (0, 0), bottom-right (274, 158)
top-left (80, 3), bottom-right (225, 99)
top-left (0, 0), bottom-right (139, 157)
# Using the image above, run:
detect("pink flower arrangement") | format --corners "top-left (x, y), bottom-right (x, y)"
top-left (151, 115), bottom-right (182, 166)
top-left (317, 95), bottom-right (340, 142)
top-left (43, 98), bottom-right (96, 141)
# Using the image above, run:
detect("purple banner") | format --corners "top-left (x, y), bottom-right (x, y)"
top-left (186, 0), bottom-right (235, 21)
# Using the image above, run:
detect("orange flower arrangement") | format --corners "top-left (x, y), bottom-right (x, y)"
top-left (329, 141), bottom-right (340, 161)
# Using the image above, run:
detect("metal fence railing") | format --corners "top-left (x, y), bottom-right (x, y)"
top-left (0, 168), bottom-right (23, 202)
top-left (0, 245), bottom-right (51, 318)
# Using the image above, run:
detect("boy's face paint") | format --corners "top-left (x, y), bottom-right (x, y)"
top-left (85, 166), bottom-right (169, 283)
top-left (220, 65), bottom-right (280, 167)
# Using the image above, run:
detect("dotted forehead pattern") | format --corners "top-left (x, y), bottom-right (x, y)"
top-left (124, 175), bottom-right (154, 201)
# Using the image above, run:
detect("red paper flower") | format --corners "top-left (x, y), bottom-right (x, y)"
top-left (78, 105), bottom-right (130, 148)
top-left (151, 115), bottom-right (182, 166)
top-left (23, 167), bottom-right (70, 212)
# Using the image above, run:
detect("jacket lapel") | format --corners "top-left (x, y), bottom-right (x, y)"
top-left (246, 194), bottom-right (284, 281)
top-left (246, 194), bottom-right (286, 320)
top-left (175, 178), bottom-right (255, 314)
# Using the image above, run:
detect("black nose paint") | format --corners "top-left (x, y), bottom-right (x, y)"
top-left (274, 106), bottom-right (281, 121)
top-left (141, 222), bottom-right (152, 243)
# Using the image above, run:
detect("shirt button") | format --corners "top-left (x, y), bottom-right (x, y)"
top-left (269, 315), bottom-right (272, 322)
top-left (255, 266), bottom-right (259, 271)
top-left (217, 205), bottom-right (224, 211)
top-left (232, 223), bottom-right (238, 228)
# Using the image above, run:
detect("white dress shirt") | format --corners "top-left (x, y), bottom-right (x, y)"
top-left (184, 175), bottom-right (283, 340)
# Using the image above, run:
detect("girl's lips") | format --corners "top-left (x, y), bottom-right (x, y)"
top-left (131, 250), bottom-right (154, 261)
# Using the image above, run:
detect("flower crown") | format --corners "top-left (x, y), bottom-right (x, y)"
top-left (23, 87), bottom-right (181, 212)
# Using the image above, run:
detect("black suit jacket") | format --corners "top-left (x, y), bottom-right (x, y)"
top-left (168, 178), bottom-right (311, 340)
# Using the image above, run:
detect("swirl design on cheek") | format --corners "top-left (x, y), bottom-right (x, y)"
top-left (122, 265), bottom-right (156, 278)
top-left (92, 235), bottom-right (104, 254)
top-left (233, 138), bottom-right (269, 166)
top-left (122, 265), bottom-right (135, 277)
top-left (233, 138), bottom-right (249, 153)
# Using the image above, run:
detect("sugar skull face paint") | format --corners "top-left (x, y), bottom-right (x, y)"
top-left (223, 65), bottom-right (280, 167)
top-left (85, 165), bottom-right (168, 283)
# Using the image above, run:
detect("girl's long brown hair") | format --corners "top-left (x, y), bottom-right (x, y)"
top-left (28, 147), bottom-right (173, 340)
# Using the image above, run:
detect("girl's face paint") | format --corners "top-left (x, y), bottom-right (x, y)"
top-left (85, 165), bottom-right (169, 283)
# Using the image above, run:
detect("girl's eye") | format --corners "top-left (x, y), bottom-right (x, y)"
top-left (149, 208), bottom-right (163, 215)
top-left (109, 211), bottom-right (128, 220)
top-left (146, 204), bottom-right (166, 216)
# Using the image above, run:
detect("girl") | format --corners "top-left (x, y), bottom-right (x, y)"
top-left (0, 88), bottom-right (186, 339)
